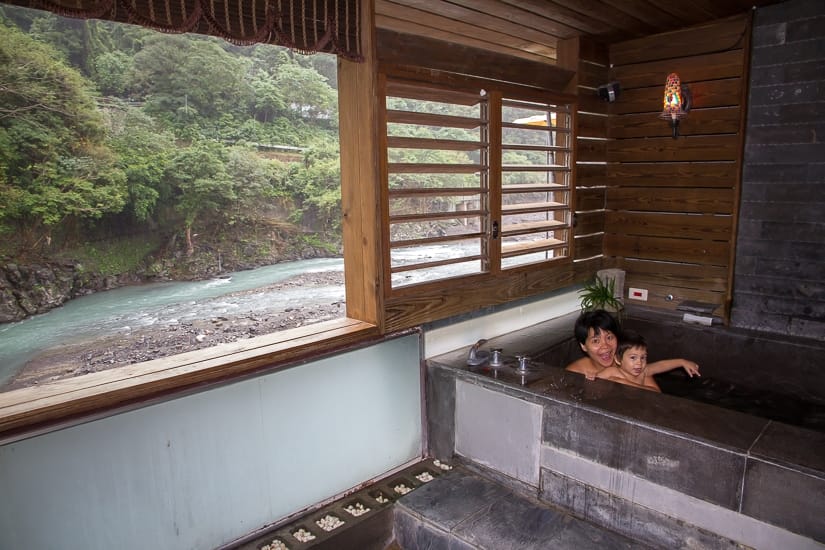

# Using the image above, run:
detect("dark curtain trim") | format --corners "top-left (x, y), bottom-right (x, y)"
top-left (15, 0), bottom-right (362, 60)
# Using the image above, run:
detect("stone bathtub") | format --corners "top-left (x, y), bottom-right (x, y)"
top-left (425, 309), bottom-right (825, 549)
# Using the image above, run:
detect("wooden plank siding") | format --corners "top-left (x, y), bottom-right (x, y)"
top-left (605, 14), bottom-right (750, 319)
top-left (559, 37), bottom-right (610, 272)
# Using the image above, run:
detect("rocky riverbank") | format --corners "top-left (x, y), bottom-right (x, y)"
top-left (2, 270), bottom-right (345, 391)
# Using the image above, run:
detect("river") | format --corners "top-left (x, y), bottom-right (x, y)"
top-left (0, 257), bottom-right (345, 386)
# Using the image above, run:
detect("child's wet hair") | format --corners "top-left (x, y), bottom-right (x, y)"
top-left (574, 309), bottom-right (620, 345)
top-left (616, 329), bottom-right (647, 359)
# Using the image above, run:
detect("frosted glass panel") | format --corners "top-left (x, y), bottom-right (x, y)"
top-left (0, 333), bottom-right (422, 550)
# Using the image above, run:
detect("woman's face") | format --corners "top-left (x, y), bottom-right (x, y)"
top-left (580, 327), bottom-right (617, 369)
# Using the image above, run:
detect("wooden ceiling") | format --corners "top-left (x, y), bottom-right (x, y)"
top-left (375, 0), bottom-right (786, 64)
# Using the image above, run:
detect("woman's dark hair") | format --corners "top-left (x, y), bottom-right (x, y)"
top-left (616, 329), bottom-right (647, 360)
top-left (573, 309), bottom-right (620, 345)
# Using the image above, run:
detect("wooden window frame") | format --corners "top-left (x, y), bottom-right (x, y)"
top-left (379, 68), bottom-right (580, 332)
top-left (0, 7), bottom-right (385, 442)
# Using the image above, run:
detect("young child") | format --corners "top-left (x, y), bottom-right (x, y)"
top-left (565, 309), bottom-right (700, 380)
top-left (597, 330), bottom-right (660, 392)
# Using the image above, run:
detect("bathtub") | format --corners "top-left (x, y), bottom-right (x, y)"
top-left (425, 309), bottom-right (825, 549)
top-left (531, 311), bottom-right (825, 433)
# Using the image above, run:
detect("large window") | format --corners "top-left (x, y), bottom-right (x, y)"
top-left (0, 6), bottom-right (346, 393)
top-left (382, 76), bottom-right (573, 291)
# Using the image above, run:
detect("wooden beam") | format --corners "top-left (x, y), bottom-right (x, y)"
top-left (611, 14), bottom-right (748, 66)
top-left (377, 29), bottom-right (574, 92)
top-left (375, 2), bottom-right (557, 62)
top-left (376, 0), bottom-right (563, 52)
top-left (339, 0), bottom-right (384, 327)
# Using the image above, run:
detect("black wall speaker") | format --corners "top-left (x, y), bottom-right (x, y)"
top-left (597, 81), bottom-right (621, 102)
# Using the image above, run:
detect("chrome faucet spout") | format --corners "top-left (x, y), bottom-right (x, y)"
top-left (467, 339), bottom-right (490, 366)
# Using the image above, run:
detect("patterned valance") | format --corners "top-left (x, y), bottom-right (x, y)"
top-left (12, 0), bottom-right (362, 59)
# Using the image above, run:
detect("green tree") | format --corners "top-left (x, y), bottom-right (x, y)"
top-left (274, 64), bottom-right (337, 121)
top-left (128, 35), bottom-right (252, 134)
top-left (282, 140), bottom-right (341, 234)
top-left (165, 141), bottom-right (236, 255)
top-left (249, 71), bottom-right (286, 123)
top-left (224, 145), bottom-right (281, 226)
top-left (107, 108), bottom-right (175, 221)
top-left (0, 23), bottom-right (126, 247)
top-left (93, 50), bottom-right (132, 96)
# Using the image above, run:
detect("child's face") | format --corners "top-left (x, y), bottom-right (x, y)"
top-left (581, 327), bottom-right (617, 369)
top-left (617, 346), bottom-right (647, 377)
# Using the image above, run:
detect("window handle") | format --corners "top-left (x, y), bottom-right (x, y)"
top-left (492, 221), bottom-right (499, 239)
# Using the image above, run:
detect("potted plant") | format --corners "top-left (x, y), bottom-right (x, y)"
top-left (578, 274), bottom-right (624, 316)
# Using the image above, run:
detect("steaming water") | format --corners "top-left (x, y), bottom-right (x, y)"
top-left (0, 258), bottom-right (344, 386)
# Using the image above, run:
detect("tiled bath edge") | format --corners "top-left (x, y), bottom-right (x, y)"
top-left (540, 446), bottom-right (824, 550)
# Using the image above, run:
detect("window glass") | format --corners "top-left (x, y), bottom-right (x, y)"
top-left (0, 5), bottom-right (343, 391)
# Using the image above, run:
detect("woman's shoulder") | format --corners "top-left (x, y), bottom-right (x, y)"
top-left (596, 366), bottom-right (622, 379)
top-left (565, 357), bottom-right (600, 376)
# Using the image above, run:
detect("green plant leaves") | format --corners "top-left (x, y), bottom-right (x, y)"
top-left (578, 275), bottom-right (624, 313)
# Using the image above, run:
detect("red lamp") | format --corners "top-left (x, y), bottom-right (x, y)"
top-left (660, 73), bottom-right (691, 139)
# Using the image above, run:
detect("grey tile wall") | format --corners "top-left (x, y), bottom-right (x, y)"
top-left (732, 0), bottom-right (825, 340)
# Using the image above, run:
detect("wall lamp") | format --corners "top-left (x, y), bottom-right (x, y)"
top-left (660, 73), bottom-right (691, 139)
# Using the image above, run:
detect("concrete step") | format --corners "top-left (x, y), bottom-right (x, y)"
top-left (393, 467), bottom-right (646, 549)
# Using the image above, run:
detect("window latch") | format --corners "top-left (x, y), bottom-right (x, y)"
top-left (492, 221), bottom-right (499, 239)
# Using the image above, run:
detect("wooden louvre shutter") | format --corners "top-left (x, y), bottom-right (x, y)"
top-left (381, 78), bottom-right (574, 290)
top-left (499, 97), bottom-right (573, 269)
top-left (383, 78), bottom-right (490, 289)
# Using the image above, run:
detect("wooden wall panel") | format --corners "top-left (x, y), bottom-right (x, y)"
top-left (606, 14), bottom-right (750, 320)
top-left (605, 162), bottom-right (736, 187)
top-left (576, 163), bottom-right (607, 186)
top-left (576, 188), bottom-right (606, 211)
top-left (610, 15), bottom-right (748, 66)
top-left (611, 78), bottom-right (743, 114)
top-left (573, 234), bottom-right (604, 261)
top-left (560, 36), bottom-right (611, 268)
top-left (611, 50), bottom-right (745, 89)
top-left (620, 258), bottom-right (728, 292)
top-left (607, 135), bottom-right (740, 162)
top-left (604, 234), bottom-right (730, 265)
top-left (577, 139), bottom-right (608, 162)
top-left (605, 212), bottom-right (733, 240)
top-left (577, 112), bottom-right (608, 138)
top-left (608, 107), bottom-right (741, 139)
top-left (607, 188), bottom-right (735, 214)
top-left (575, 211), bottom-right (605, 236)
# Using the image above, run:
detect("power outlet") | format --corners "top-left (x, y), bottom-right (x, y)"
top-left (628, 287), bottom-right (648, 301)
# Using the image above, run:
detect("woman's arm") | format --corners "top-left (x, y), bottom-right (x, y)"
top-left (647, 358), bottom-right (700, 377)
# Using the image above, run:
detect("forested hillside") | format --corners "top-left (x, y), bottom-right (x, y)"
top-left (0, 4), bottom-right (341, 285)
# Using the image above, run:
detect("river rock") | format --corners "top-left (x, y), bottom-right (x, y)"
top-left (1, 262), bottom-right (91, 322)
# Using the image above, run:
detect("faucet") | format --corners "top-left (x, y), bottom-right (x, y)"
top-left (467, 339), bottom-right (490, 366)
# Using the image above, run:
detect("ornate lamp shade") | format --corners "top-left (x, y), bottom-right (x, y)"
top-left (660, 73), bottom-right (690, 138)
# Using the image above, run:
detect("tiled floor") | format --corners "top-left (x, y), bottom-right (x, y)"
top-left (233, 459), bottom-right (452, 550)
top-left (234, 461), bottom-right (646, 549)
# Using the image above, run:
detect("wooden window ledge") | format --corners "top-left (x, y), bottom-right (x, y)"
top-left (0, 318), bottom-right (379, 443)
